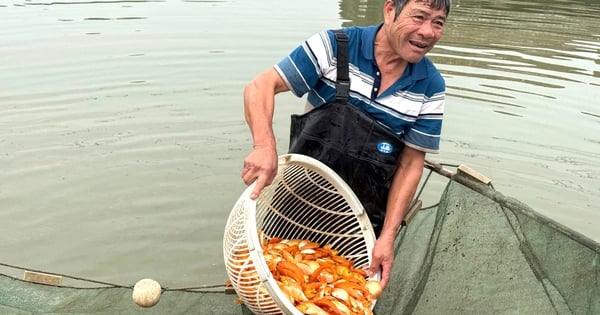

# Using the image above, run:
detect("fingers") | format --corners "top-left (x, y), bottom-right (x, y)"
top-left (366, 261), bottom-right (381, 285)
top-left (241, 165), bottom-right (254, 185)
top-left (370, 259), bottom-right (393, 290)
top-left (241, 173), bottom-right (261, 200)
top-left (379, 263), bottom-right (392, 289)
top-left (241, 148), bottom-right (278, 198)
top-left (368, 252), bottom-right (394, 290)
top-left (241, 164), bottom-right (273, 200)
top-left (250, 176), bottom-right (267, 200)
top-left (368, 257), bottom-right (381, 278)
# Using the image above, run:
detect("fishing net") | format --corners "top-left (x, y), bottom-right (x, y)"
top-left (0, 266), bottom-right (250, 315)
top-left (374, 166), bottom-right (600, 315)
top-left (1, 162), bottom-right (598, 315)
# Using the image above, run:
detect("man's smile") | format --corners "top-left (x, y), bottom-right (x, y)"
top-left (409, 39), bottom-right (430, 49)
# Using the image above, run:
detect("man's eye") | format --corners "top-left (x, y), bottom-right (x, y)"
top-left (411, 15), bottom-right (426, 23)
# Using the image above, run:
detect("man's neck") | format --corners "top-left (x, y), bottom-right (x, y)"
top-left (373, 29), bottom-right (408, 95)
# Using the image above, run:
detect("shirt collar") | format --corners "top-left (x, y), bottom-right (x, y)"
top-left (361, 23), bottom-right (428, 81)
top-left (360, 24), bottom-right (381, 61)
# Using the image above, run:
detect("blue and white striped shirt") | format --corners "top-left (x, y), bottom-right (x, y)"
top-left (275, 24), bottom-right (445, 153)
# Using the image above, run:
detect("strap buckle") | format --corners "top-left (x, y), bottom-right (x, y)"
top-left (335, 81), bottom-right (350, 102)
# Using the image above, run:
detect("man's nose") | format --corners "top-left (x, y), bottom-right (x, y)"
top-left (417, 20), bottom-right (436, 38)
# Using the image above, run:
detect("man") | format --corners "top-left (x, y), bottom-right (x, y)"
top-left (241, 0), bottom-right (451, 289)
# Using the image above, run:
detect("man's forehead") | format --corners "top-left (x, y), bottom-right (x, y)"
top-left (407, 0), bottom-right (448, 16)
top-left (409, 0), bottom-right (448, 10)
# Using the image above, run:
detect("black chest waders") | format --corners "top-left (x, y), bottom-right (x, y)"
top-left (288, 30), bottom-right (405, 236)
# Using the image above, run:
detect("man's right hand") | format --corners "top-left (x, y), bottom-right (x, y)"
top-left (241, 146), bottom-right (278, 199)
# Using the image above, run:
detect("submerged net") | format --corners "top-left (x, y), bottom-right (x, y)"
top-left (0, 266), bottom-right (251, 315)
top-left (1, 164), bottom-right (598, 315)
top-left (375, 168), bottom-right (600, 315)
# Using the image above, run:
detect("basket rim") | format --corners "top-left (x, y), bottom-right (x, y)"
top-left (232, 153), bottom-right (381, 315)
top-left (245, 185), bottom-right (302, 315)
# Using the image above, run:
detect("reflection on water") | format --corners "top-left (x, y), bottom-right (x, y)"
top-left (0, 0), bottom-right (340, 287)
top-left (0, 0), bottom-right (598, 288)
top-left (339, 0), bottom-right (383, 26)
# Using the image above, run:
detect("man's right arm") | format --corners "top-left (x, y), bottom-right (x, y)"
top-left (241, 68), bottom-right (290, 199)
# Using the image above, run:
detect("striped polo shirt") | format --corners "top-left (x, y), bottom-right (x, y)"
top-left (274, 24), bottom-right (445, 153)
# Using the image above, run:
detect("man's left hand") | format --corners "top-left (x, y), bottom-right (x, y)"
top-left (368, 232), bottom-right (396, 289)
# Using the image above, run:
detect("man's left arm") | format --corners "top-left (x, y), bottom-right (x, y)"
top-left (381, 146), bottom-right (425, 240)
top-left (369, 146), bottom-right (425, 289)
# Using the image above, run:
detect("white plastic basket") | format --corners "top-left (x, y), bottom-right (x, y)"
top-left (223, 154), bottom-right (379, 315)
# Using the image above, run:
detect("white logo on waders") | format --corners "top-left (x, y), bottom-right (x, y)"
top-left (377, 142), bottom-right (393, 154)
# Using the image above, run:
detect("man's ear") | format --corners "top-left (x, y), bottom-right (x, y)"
top-left (383, 0), bottom-right (396, 22)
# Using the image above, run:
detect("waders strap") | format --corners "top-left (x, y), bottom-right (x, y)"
top-left (333, 30), bottom-right (350, 102)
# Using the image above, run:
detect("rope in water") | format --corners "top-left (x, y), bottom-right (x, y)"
top-left (0, 261), bottom-right (229, 292)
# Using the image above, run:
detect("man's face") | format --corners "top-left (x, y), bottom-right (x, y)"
top-left (383, 0), bottom-right (447, 63)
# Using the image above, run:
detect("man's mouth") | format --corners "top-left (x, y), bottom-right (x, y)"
top-left (409, 40), bottom-right (429, 49)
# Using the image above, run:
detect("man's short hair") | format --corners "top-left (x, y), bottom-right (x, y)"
top-left (391, 0), bottom-right (452, 17)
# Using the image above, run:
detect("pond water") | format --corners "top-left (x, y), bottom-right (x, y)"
top-left (1, 0), bottom-right (598, 288)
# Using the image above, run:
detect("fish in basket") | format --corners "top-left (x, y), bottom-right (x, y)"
top-left (223, 154), bottom-right (381, 315)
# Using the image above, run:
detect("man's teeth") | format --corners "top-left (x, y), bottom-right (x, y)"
top-left (410, 41), bottom-right (427, 48)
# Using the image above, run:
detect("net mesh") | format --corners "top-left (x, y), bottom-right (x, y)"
top-left (0, 272), bottom-right (250, 314)
top-left (1, 165), bottom-right (598, 314)
top-left (374, 170), bottom-right (600, 315)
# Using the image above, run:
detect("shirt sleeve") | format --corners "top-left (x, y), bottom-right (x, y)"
top-left (403, 73), bottom-right (445, 154)
top-left (274, 30), bottom-right (335, 97)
